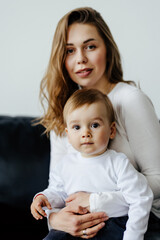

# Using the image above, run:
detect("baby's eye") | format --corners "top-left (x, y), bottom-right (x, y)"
top-left (91, 123), bottom-right (100, 128)
top-left (73, 125), bottom-right (80, 130)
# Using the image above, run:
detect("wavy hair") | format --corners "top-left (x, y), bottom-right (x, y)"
top-left (38, 7), bottom-right (131, 136)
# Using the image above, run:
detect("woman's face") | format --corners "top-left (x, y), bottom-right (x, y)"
top-left (65, 23), bottom-right (108, 92)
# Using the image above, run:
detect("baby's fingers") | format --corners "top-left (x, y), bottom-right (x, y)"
top-left (34, 209), bottom-right (43, 220)
top-left (36, 204), bottom-right (47, 218)
top-left (44, 199), bottom-right (52, 210)
top-left (30, 204), bottom-right (44, 220)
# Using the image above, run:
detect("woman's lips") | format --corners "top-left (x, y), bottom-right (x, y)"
top-left (76, 68), bottom-right (93, 78)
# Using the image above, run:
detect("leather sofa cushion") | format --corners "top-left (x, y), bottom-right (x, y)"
top-left (0, 116), bottom-right (50, 239)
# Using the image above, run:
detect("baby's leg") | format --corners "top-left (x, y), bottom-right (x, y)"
top-left (43, 229), bottom-right (71, 240)
top-left (97, 216), bottom-right (128, 240)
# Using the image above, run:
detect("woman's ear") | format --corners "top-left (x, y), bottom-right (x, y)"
top-left (65, 128), bottom-right (68, 134)
top-left (65, 128), bottom-right (71, 143)
top-left (110, 122), bottom-right (116, 139)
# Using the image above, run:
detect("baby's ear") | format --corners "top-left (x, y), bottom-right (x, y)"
top-left (110, 122), bottom-right (116, 139)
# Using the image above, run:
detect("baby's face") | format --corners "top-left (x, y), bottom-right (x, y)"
top-left (65, 102), bottom-right (115, 157)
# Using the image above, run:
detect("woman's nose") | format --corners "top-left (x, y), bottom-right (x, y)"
top-left (77, 50), bottom-right (87, 64)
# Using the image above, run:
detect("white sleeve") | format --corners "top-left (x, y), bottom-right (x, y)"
top-left (41, 162), bottom-right (67, 209)
top-left (35, 131), bottom-right (67, 213)
top-left (34, 131), bottom-right (67, 205)
top-left (45, 130), bottom-right (68, 207)
top-left (121, 89), bottom-right (160, 199)
top-left (49, 130), bottom-right (68, 171)
top-left (117, 157), bottom-right (153, 240)
top-left (38, 163), bottom-right (67, 229)
top-left (90, 191), bottom-right (129, 217)
top-left (49, 130), bottom-right (76, 169)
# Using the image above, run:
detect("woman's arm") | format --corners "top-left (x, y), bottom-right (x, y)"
top-left (121, 89), bottom-right (160, 198)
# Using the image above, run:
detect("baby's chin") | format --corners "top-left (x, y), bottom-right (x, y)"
top-left (81, 149), bottom-right (106, 158)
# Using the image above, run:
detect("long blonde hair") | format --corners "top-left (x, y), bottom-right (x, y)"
top-left (39, 7), bottom-right (130, 136)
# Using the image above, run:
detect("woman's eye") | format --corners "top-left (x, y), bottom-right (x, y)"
top-left (86, 45), bottom-right (96, 50)
top-left (91, 123), bottom-right (100, 128)
top-left (73, 125), bottom-right (80, 130)
top-left (66, 48), bottom-right (74, 55)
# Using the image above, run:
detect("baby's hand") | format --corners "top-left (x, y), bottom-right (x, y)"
top-left (30, 194), bottom-right (52, 220)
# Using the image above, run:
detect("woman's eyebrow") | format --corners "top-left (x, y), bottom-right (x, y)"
top-left (83, 38), bottom-right (96, 44)
top-left (66, 38), bottom-right (96, 46)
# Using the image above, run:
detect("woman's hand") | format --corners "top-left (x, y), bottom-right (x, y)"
top-left (49, 203), bottom-right (108, 239)
top-left (66, 192), bottom-right (90, 211)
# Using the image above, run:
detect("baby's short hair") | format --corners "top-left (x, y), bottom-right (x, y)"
top-left (63, 89), bottom-right (115, 125)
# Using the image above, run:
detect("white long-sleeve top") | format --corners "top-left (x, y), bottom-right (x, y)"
top-left (49, 82), bottom-right (160, 218)
top-left (42, 150), bottom-right (153, 240)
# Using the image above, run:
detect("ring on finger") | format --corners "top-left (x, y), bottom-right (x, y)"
top-left (82, 229), bottom-right (87, 236)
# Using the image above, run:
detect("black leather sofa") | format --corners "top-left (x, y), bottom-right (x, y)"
top-left (0, 115), bottom-right (160, 240)
top-left (0, 116), bottom-right (50, 240)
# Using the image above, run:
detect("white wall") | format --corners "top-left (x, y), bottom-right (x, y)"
top-left (0, 0), bottom-right (160, 118)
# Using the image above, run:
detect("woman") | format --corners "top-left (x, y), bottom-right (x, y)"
top-left (37, 7), bottom-right (160, 239)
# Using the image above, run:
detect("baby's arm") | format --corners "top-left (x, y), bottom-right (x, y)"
top-left (116, 156), bottom-right (153, 240)
top-left (30, 194), bottom-right (52, 220)
top-left (31, 154), bottom-right (67, 220)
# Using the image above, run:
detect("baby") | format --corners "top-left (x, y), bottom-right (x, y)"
top-left (31, 88), bottom-right (153, 240)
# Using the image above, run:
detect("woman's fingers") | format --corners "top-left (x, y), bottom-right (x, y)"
top-left (76, 215), bottom-right (107, 238)
top-left (78, 211), bottom-right (108, 226)
top-left (67, 204), bottom-right (89, 215)
top-left (81, 233), bottom-right (97, 239)
top-left (80, 222), bottom-right (105, 239)
top-left (65, 193), bottom-right (76, 203)
top-left (66, 192), bottom-right (90, 209)
top-left (69, 211), bottom-right (108, 237)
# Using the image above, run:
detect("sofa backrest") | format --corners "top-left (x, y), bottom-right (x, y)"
top-left (0, 116), bottom-right (50, 239)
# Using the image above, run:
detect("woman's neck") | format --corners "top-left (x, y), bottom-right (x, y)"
top-left (80, 78), bottom-right (117, 95)
top-left (96, 81), bottom-right (117, 95)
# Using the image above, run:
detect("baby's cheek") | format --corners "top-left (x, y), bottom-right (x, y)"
top-left (100, 135), bottom-right (110, 146)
